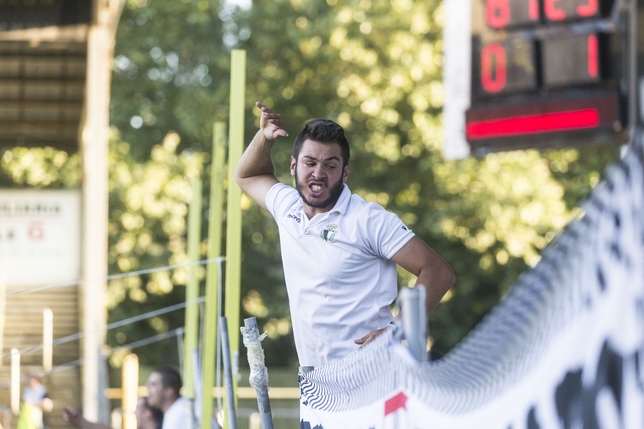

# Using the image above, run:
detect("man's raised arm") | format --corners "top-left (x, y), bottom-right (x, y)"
top-left (236, 102), bottom-right (289, 210)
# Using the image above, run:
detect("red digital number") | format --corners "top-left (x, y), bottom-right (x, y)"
top-left (545, 0), bottom-right (566, 20)
top-left (486, 0), bottom-right (510, 29)
top-left (545, 0), bottom-right (598, 20)
top-left (486, 0), bottom-right (540, 28)
top-left (528, 0), bottom-right (539, 21)
top-left (481, 43), bottom-right (507, 93)
top-left (577, 0), bottom-right (598, 17)
top-left (587, 34), bottom-right (598, 78)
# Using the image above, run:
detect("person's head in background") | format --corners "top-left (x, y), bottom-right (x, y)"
top-left (145, 367), bottom-right (182, 413)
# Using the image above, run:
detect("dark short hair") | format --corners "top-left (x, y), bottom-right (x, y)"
top-left (153, 367), bottom-right (182, 397)
top-left (142, 397), bottom-right (164, 425)
top-left (293, 119), bottom-right (350, 166)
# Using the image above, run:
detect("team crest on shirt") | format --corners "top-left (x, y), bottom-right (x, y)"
top-left (320, 224), bottom-right (338, 242)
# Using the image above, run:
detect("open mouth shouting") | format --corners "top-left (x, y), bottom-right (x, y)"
top-left (296, 172), bottom-right (344, 211)
top-left (309, 182), bottom-right (326, 198)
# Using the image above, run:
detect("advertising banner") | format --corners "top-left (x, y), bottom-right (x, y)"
top-left (0, 189), bottom-right (81, 287)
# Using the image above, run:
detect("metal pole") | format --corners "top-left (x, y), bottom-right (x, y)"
top-left (219, 317), bottom-right (237, 429)
top-left (216, 258), bottom-right (224, 416)
top-left (240, 317), bottom-right (273, 429)
top-left (177, 331), bottom-right (184, 379)
top-left (192, 347), bottom-right (202, 427)
top-left (399, 286), bottom-right (427, 362)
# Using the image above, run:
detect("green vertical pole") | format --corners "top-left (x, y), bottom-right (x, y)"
top-left (184, 177), bottom-right (203, 399)
top-left (201, 122), bottom-right (227, 428)
top-left (224, 49), bottom-right (246, 424)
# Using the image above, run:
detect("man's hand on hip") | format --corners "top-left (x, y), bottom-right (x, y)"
top-left (354, 327), bottom-right (389, 349)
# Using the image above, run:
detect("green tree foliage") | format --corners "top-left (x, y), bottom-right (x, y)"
top-left (0, 146), bottom-right (81, 187)
top-left (0, 131), bottom-right (204, 369)
top-left (104, 0), bottom-right (233, 368)
top-left (111, 0), bottom-right (231, 160)
top-left (105, 130), bottom-right (204, 368)
top-left (235, 0), bottom-right (621, 355)
top-left (0, 0), bottom-right (622, 370)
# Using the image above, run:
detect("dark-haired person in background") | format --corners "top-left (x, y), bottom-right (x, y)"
top-left (145, 367), bottom-right (191, 429)
top-left (236, 102), bottom-right (455, 372)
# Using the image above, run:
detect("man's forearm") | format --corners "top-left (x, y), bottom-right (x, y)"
top-left (236, 129), bottom-right (277, 180)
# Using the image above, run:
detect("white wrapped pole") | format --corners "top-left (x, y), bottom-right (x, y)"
top-left (399, 286), bottom-right (427, 362)
top-left (240, 317), bottom-right (274, 429)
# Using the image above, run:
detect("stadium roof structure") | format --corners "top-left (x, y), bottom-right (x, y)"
top-left (0, 25), bottom-right (88, 153)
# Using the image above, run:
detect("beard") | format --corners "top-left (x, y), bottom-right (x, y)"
top-left (295, 168), bottom-right (345, 210)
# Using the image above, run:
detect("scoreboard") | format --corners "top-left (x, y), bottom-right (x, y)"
top-left (465, 0), bottom-right (636, 154)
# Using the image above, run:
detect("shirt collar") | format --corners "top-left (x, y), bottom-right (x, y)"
top-left (330, 184), bottom-right (351, 214)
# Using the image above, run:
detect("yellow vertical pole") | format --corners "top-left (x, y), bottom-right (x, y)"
top-left (201, 122), bottom-right (227, 428)
top-left (121, 353), bottom-right (139, 429)
top-left (184, 177), bottom-right (203, 399)
top-left (224, 49), bottom-right (246, 427)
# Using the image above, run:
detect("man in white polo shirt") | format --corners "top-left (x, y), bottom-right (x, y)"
top-left (146, 367), bottom-right (192, 429)
top-left (236, 102), bottom-right (455, 369)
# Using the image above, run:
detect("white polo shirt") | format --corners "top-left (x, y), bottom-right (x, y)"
top-left (162, 396), bottom-right (191, 429)
top-left (266, 183), bottom-right (414, 367)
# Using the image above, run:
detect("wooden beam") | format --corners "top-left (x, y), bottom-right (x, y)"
top-left (0, 100), bottom-right (84, 109)
top-left (0, 24), bottom-right (89, 44)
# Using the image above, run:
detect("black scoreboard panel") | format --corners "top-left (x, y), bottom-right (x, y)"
top-left (466, 0), bottom-right (632, 154)
top-left (474, 35), bottom-right (538, 94)
top-left (541, 32), bottom-right (612, 87)
top-left (0, 0), bottom-right (92, 32)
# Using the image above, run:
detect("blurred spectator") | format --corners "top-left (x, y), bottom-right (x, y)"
top-left (145, 367), bottom-right (191, 429)
top-left (17, 377), bottom-right (52, 429)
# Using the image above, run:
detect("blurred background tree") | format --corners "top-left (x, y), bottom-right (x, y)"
top-left (0, 0), bottom-right (621, 372)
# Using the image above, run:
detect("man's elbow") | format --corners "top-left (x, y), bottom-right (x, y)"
top-left (431, 261), bottom-right (455, 296)
top-left (234, 164), bottom-right (244, 184)
top-left (428, 263), bottom-right (455, 312)
top-left (444, 264), bottom-right (456, 289)
top-left (235, 165), bottom-right (251, 190)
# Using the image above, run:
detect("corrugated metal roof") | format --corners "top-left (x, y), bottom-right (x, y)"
top-left (0, 25), bottom-right (88, 152)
